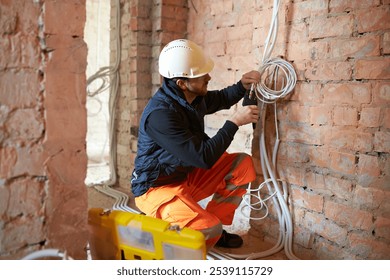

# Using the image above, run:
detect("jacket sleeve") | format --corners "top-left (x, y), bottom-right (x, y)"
top-left (145, 109), bottom-right (238, 169)
top-left (204, 81), bottom-right (247, 114)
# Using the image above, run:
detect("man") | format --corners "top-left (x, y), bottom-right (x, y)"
top-left (131, 39), bottom-right (260, 250)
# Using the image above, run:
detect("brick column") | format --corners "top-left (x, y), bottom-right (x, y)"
top-left (115, 0), bottom-right (188, 191)
top-left (0, 0), bottom-right (88, 259)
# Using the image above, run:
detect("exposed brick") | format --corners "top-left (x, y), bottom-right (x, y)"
top-left (309, 146), bottom-right (331, 169)
top-left (305, 61), bottom-right (352, 81)
top-left (160, 4), bottom-right (188, 20)
top-left (304, 212), bottom-right (348, 246)
top-left (12, 145), bottom-right (45, 178)
top-left (1, 215), bottom-right (45, 252)
top-left (291, 187), bottom-right (324, 212)
top-left (284, 143), bottom-right (310, 164)
top-left (252, 9), bottom-right (272, 29)
top-left (355, 5), bottom-right (390, 33)
top-left (231, 54), bottom-right (259, 72)
top-left (205, 27), bottom-right (227, 44)
top-left (329, 150), bottom-right (356, 175)
top-left (372, 81), bottom-right (390, 107)
top-left (375, 216), bottom-right (390, 241)
top-left (226, 24), bottom-right (254, 41)
top-left (358, 154), bottom-right (381, 177)
top-left (278, 165), bottom-right (305, 187)
top-left (333, 106), bottom-right (358, 126)
top-left (208, 41), bottom-right (226, 57)
top-left (7, 178), bottom-right (44, 218)
top-left (226, 39), bottom-right (252, 55)
top-left (324, 175), bottom-right (353, 200)
top-left (285, 22), bottom-right (308, 44)
top-left (353, 185), bottom-right (390, 213)
top-left (294, 226), bottom-right (315, 249)
top-left (325, 201), bottom-right (373, 230)
top-left (0, 183), bottom-right (9, 216)
top-left (214, 13), bottom-right (237, 29)
top-left (293, 61), bottom-right (309, 81)
top-left (314, 238), bottom-right (357, 260)
top-left (45, 1), bottom-right (86, 36)
top-left (329, 0), bottom-right (381, 13)
top-left (287, 41), bottom-right (329, 62)
top-left (0, 34), bottom-right (41, 69)
top-left (355, 57), bottom-right (390, 80)
top-left (324, 127), bottom-right (357, 151)
top-left (309, 14), bottom-right (353, 40)
top-left (322, 83), bottom-right (371, 106)
top-left (292, 82), bottom-right (322, 104)
top-left (281, 123), bottom-right (325, 145)
top-left (6, 109), bottom-right (43, 142)
top-left (354, 131), bottom-right (374, 153)
top-left (305, 171), bottom-right (327, 193)
top-left (359, 107), bottom-right (381, 128)
top-left (289, 0), bottom-right (328, 22)
top-left (374, 131), bottom-right (390, 153)
top-left (383, 32), bottom-right (390, 54)
top-left (287, 102), bottom-right (310, 123)
top-left (0, 70), bottom-right (40, 109)
top-left (310, 105), bottom-right (332, 125)
top-left (0, 3), bottom-right (17, 34)
top-left (329, 36), bottom-right (380, 59)
top-left (349, 232), bottom-right (390, 259)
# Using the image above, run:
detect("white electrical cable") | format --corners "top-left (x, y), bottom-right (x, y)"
top-left (22, 249), bottom-right (73, 260)
top-left (87, 0), bottom-right (121, 187)
top-left (252, 0), bottom-right (296, 104)
top-left (247, 0), bottom-right (298, 260)
top-left (218, 0), bottom-right (299, 260)
top-left (87, 0), bottom-right (298, 261)
top-left (94, 185), bottom-right (140, 214)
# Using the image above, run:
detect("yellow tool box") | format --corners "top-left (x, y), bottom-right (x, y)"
top-left (88, 208), bottom-right (206, 260)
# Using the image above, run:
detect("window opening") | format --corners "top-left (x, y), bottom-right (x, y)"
top-left (84, 0), bottom-right (111, 185)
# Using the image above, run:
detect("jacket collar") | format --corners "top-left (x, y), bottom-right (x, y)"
top-left (162, 78), bottom-right (203, 108)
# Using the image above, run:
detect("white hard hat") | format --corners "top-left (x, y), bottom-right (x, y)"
top-left (158, 39), bottom-right (214, 79)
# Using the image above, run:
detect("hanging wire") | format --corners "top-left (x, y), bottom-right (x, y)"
top-left (214, 0), bottom-right (299, 260)
top-left (86, 0), bottom-right (121, 187)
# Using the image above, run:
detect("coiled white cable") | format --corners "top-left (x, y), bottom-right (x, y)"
top-left (219, 0), bottom-right (299, 260)
top-left (254, 57), bottom-right (297, 103)
top-left (252, 0), bottom-right (296, 104)
top-left (247, 0), bottom-right (298, 260)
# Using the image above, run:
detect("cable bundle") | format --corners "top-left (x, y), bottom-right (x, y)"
top-left (22, 249), bottom-right (73, 260)
top-left (94, 184), bottom-right (140, 214)
top-left (216, 0), bottom-right (299, 260)
top-left (246, 0), bottom-right (298, 260)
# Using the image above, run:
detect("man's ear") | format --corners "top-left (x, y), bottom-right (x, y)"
top-left (176, 79), bottom-right (188, 91)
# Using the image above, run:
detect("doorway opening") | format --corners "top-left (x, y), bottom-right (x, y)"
top-left (84, 0), bottom-right (111, 185)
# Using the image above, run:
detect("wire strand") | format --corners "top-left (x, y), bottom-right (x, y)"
top-left (86, 0), bottom-right (121, 186)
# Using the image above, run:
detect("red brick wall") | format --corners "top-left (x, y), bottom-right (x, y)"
top-left (116, 0), bottom-right (189, 188)
top-left (0, 0), bottom-right (88, 259)
top-left (186, 0), bottom-right (390, 259)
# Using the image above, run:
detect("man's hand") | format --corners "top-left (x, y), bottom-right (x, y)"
top-left (240, 70), bottom-right (261, 90)
top-left (229, 105), bottom-right (259, 127)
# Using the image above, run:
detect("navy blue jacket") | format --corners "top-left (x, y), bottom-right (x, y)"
top-left (131, 78), bottom-right (246, 197)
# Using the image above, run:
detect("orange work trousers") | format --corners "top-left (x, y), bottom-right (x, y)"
top-left (135, 152), bottom-right (256, 249)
